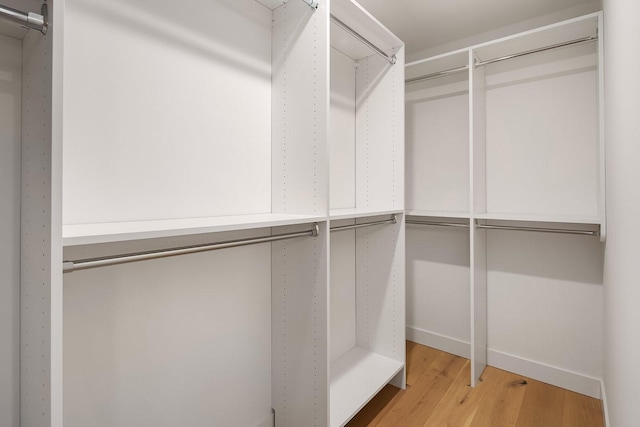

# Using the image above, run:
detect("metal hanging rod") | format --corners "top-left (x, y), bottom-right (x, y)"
top-left (475, 222), bottom-right (599, 237)
top-left (63, 223), bottom-right (320, 273)
top-left (330, 14), bottom-right (396, 65)
top-left (0, 2), bottom-right (48, 35)
top-left (405, 65), bottom-right (469, 84)
top-left (406, 220), bottom-right (470, 229)
top-left (330, 215), bottom-right (397, 233)
top-left (475, 35), bottom-right (597, 67)
top-left (298, 0), bottom-right (319, 10)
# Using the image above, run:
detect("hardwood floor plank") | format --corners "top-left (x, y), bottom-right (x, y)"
top-left (561, 389), bottom-right (605, 427)
top-left (345, 343), bottom-right (604, 427)
top-left (515, 378), bottom-right (565, 427)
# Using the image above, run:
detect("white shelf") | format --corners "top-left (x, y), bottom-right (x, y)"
top-left (406, 210), bottom-right (470, 219)
top-left (473, 212), bottom-right (602, 225)
top-left (63, 213), bottom-right (327, 246)
top-left (330, 208), bottom-right (402, 221)
top-left (330, 347), bottom-right (403, 427)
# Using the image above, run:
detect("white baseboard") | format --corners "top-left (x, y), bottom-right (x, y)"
top-left (600, 379), bottom-right (610, 426)
top-left (487, 349), bottom-right (602, 399)
top-left (406, 326), bottom-right (470, 358)
top-left (406, 327), bottom-right (602, 399)
top-left (256, 410), bottom-right (274, 427)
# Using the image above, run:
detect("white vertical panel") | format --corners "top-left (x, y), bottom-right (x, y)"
top-left (21, 25), bottom-right (59, 427)
top-left (597, 12), bottom-right (606, 241)
top-left (329, 48), bottom-right (356, 210)
top-left (329, 226), bottom-right (356, 362)
top-left (272, 222), bottom-right (328, 427)
top-left (0, 33), bottom-right (21, 427)
top-left (63, 0), bottom-right (273, 225)
top-left (64, 233), bottom-right (273, 427)
top-left (470, 51), bottom-right (487, 386)
top-left (272, 0), bottom-right (329, 216)
top-left (355, 216), bottom-right (405, 373)
top-left (355, 48), bottom-right (404, 212)
top-left (406, 224), bottom-right (470, 345)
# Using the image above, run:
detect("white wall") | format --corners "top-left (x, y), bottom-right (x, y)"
top-left (602, 0), bottom-right (640, 425)
top-left (0, 33), bottom-right (21, 427)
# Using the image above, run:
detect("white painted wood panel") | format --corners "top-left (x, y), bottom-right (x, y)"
top-left (487, 230), bottom-right (604, 381)
top-left (330, 226), bottom-right (356, 362)
top-left (63, 0), bottom-right (273, 225)
top-left (64, 232), bottom-right (273, 427)
top-left (0, 33), bottom-right (21, 427)
top-left (406, 224), bottom-right (470, 345)
top-left (485, 45), bottom-right (599, 218)
top-left (330, 48), bottom-right (356, 210)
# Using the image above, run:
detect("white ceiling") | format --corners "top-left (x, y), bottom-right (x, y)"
top-left (355, 0), bottom-right (600, 56)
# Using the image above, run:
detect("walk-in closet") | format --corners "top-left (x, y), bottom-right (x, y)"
top-left (3, 0), bottom-right (640, 426)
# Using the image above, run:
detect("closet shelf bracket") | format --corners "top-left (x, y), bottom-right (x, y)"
top-left (330, 215), bottom-right (397, 233)
top-left (0, 2), bottom-right (48, 35)
top-left (63, 223), bottom-right (320, 273)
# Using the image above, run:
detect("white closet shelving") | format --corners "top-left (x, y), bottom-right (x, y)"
top-left (328, 0), bottom-right (405, 425)
top-left (6, 0), bottom-right (405, 425)
top-left (405, 12), bottom-right (605, 395)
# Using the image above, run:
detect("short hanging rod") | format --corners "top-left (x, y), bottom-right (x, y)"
top-left (475, 35), bottom-right (597, 67)
top-left (406, 220), bottom-right (470, 229)
top-left (330, 14), bottom-right (396, 65)
top-left (405, 65), bottom-right (469, 84)
top-left (298, 0), bottom-right (319, 10)
top-left (330, 215), bottom-right (397, 233)
top-left (475, 222), bottom-right (599, 237)
top-left (0, 3), bottom-right (48, 35)
top-left (63, 223), bottom-right (320, 273)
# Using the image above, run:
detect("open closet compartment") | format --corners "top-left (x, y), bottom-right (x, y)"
top-left (471, 12), bottom-right (605, 239)
top-left (470, 12), bottom-right (605, 397)
top-left (22, 0), bottom-right (329, 426)
top-left (328, 0), bottom-right (405, 425)
top-left (62, 0), bottom-right (328, 246)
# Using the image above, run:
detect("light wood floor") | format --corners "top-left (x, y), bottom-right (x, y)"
top-left (347, 342), bottom-right (604, 427)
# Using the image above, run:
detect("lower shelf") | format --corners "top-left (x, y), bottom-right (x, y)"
top-left (330, 347), bottom-right (404, 427)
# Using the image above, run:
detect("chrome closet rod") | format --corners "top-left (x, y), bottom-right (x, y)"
top-left (299, 0), bottom-right (319, 10)
top-left (63, 223), bottom-right (320, 273)
top-left (405, 65), bottom-right (469, 84)
top-left (330, 14), bottom-right (397, 65)
top-left (330, 215), bottom-right (397, 232)
top-left (0, 3), bottom-right (47, 34)
top-left (475, 223), bottom-right (599, 237)
top-left (475, 35), bottom-right (597, 67)
top-left (406, 220), bottom-right (469, 229)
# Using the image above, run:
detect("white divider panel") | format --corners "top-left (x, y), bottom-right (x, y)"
top-left (63, 231), bottom-right (273, 427)
top-left (272, 222), bottom-right (328, 427)
top-left (470, 51), bottom-right (487, 386)
top-left (329, 48), bottom-right (356, 210)
top-left (272, 0), bottom-right (328, 216)
top-left (355, 48), bottom-right (405, 212)
top-left (0, 33), bottom-right (21, 427)
top-left (355, 215), bottom-right (405, 383)
top-left (63, 0), bottom-right (273, 225)
top-left (330, 224), bottom-right (357, 363)
top-left (21, 24), bottom-right (62, 427)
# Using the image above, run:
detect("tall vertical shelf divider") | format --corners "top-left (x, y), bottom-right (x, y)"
top-left (12, 0), bottom-right (406, 425)
top-left (328, 0), bottom-right (406, 425)
top-left (405, 12), bottom-right (605, 394)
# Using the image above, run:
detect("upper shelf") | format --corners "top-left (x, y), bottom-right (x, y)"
top-left (330, 0), bottom-right (402, 61)
top-left (63, 213), bottom-right (327, 246)
top-left (474, 212), bottom-right (602, 225)
top-left (330, 208), bottom-right (403, 221)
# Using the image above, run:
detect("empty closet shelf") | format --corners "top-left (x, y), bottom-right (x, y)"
top-left (330, 215), bottom-right (397, 232)
top-left (330, 347), bottom-right (404, 427)
top-left (62, 213), bottom-right (327, 246)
